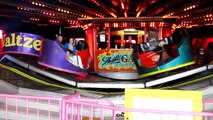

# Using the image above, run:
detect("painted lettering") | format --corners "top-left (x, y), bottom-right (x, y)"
top-left (98, 51), bottom-right (136, 70)
top-left (11, 33), bottom-right (16, 46)
top-left (33, 39), bottom-right (41, 51)
top-left (121, 55), bottom-right (133, 63)
top-left (121, 55), bottom-right (128, 62)
top-left (5, 37), bottom-right (11, 47)
top-left (16, 35), bottom-right (22, 46)
top-left (3, 33), bottom-right (42, 52)
top-left (101, 55), bottom-right (121, 66)
top-left (23, 37), bottom-right (33, 48)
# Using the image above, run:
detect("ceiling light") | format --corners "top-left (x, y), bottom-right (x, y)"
top-left (121, 3), bottom-right (125, 9)
top-left (124, 12), bottom-right (127, 17)
top-left (124, 28), bottom-right (136, 31)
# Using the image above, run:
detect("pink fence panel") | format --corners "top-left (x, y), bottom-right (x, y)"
top-left (63, 94), bottom-right (213, 120)
top-left (0, 94), bottom-right (62, 120)
top-left (1, 93), bottom-right (213, 120)
top-left (62, 94), bottom-right (116, 120)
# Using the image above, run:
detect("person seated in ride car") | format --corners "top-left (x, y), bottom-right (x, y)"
top-left (56, 34), bottom-right (65, 45)
top-left (64, 37), bottom-right (76, 57)
top-left (64, 38), bottom-right (83, 68)
top-left (151, 40), bottom-right (171, 65)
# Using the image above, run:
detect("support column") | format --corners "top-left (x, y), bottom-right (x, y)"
top-left (138, 30), bottom-right (144, 44)
top-left (107, 27), bottom-right (110, 50)
top-left (158, 27), bottom-right (162, 39)
top-left (86, 28), bottom-right (97, 71)
top-left (121, 31), bottom-right (124, 48)
top-left (144, 27), bottom-right (147, 42)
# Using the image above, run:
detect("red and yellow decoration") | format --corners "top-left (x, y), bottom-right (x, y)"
top-left (96, 49), bottom-right (136, 71)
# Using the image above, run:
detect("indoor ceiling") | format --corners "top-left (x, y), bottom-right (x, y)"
top-left (0, 0), bottom-right (212, 28)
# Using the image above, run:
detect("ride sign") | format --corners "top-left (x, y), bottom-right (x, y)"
top-left (2, 32), bottom-right (43, 56)
top-left (96, 49), bottom-right (136, 71)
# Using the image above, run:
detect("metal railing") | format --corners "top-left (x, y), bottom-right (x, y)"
top-left (0, 94), bottom-right (62, 120)
top-left (1, 93), bottom-right (213, 120)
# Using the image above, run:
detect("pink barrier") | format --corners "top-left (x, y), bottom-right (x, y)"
top-left (1, 93), bottom-right (213, 120)
top-left (0, 94), bottom-right (62, 120)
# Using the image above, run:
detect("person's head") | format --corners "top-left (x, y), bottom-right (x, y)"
top-left (58, 34), bottom-right (63, 42)
top-left (69, 38), bottom-right (75, 45)
top-left (158, 40), bottom-right (166, 47)
top-left (128, 36), bottom-right (132, 40)
top-left (150, 54), bottom-right (160, 62)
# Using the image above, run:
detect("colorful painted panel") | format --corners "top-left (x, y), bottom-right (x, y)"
top-left (96, 49), bottom-right (136, 71)
top-left (2, 32), bottom-right (43, 56)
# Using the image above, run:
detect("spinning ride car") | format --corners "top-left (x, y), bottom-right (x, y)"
top-left (132, 30), bottom-right (195, 78)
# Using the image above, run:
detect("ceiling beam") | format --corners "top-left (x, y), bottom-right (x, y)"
top-left (0, 7), bottom-right (80, 27)
top-left (0, 0), bottom-right (92, 19)
top-left (136, 0), bottom-right (158, 17)
top-left (160, 0), bottom-right (213, 17)
top-left (56, 0), bottom-right (105, 18)
top-left (119, 0), bottom-right (129, 17)
top-left (88, 0), bottom-right (117, 18)
top-left (147, 0), bottom-right (184, 16)
top-left (78, 16), bottom-right (178, 23)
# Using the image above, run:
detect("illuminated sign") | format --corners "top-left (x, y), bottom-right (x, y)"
top-left (98, 31), bottom-right (106, 42)
top-left (2, 32), bottom-right (43, 56)
top-left (100, 34), bottom-right (106, 42)
top-left (96, 50), bottom-right (136, 71)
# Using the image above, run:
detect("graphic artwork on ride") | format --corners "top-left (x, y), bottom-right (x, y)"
top-left (97, 50), bottom-right (136, 71)
top-left (2, 32), bottom-right (42, 56)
